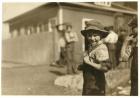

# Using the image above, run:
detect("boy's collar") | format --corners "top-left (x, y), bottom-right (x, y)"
top-left (89, 41), bottom-right (103, 50)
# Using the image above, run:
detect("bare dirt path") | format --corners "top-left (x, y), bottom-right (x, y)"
top-left (2, 63), bottom-right (81, 95)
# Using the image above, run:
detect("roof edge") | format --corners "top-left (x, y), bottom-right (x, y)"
top-left (3, 2), bottom-right (137, 23)
top-left (3, 2), bottom-right (59, 23)
top-left (62, 2), bottom-right (137, 15)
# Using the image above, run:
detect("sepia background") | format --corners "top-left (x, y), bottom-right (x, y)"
top-left (2, 2), bottom-right (138, 95)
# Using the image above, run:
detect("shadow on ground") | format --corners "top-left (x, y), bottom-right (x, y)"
top-left (49, 70), bottom-right (66, 76)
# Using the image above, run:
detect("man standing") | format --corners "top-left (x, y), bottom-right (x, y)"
top-left (128, 16), bottom-right (138, 96)
top-left (64, 23), bottom-right (78, 74)
top-left (121, 16), bottom-right (138, 95)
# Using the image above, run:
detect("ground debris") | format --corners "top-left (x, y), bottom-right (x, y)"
top-left (54, 69), bottom-right (130, 94)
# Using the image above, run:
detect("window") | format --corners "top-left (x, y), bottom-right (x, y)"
top-left (11, 29), bottom-right (19, 37)
top-left (48, 18), bottom-right (56, 32)
top-left (44, 23), bottom-right (49, 32)
top-left (20, 27), bottom-right (26, 36)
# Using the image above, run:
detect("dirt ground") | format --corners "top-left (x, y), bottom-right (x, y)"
top-left (2, 63), bottom-right (82, 95)
top-left (1, 62), bottom-right (130, 96)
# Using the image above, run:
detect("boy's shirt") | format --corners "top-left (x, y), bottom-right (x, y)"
top-left (82, 43), bottom-right (111, 72)
top-left (87, 43), bottom-right (109, 65)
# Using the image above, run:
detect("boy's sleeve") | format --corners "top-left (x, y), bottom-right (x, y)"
top-left (95, 45), bottom-right (109, 61)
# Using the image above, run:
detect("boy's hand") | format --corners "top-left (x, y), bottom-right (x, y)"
top-left (100, 66), bottom-right (108, 72)
top-left (100, 61), bottom-right (111, 72)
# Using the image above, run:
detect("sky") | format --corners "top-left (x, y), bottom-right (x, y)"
top-left (3, 3), bottom-right (45, 21)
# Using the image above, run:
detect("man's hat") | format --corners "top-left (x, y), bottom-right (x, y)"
top-left (128, 16), bottom-right (137, 27)
top-left (81, 20), bottom-right (108, 38)
top-left (56, 22), bottom-right (72, 31)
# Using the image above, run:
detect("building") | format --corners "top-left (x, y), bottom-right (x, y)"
top-left (3, 2), bottom-right (137, 66)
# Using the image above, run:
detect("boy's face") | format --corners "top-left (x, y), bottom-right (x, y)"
top-left (87, 32), bottom-right (101, 46)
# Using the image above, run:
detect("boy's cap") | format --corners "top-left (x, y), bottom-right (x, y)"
top-left (81, 20), bottom-right (108, 38)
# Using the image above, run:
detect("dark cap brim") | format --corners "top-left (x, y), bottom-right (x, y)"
top-left (81, 29), bottom-right (108, 38)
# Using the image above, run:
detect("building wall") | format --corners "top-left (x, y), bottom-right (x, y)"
top-left (2, 32), bottom-right (55, 67)
top-left (2, 7), bottom-right (59, 67)
top-left (62, 7), bottom-right (114, 63)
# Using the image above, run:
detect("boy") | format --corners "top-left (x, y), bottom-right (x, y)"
top-left (80, 20), bottom-right (111, 95)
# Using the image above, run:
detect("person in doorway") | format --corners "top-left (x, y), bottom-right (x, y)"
top-left (64, 23), bottom-right (78, 74)
top-left (80, 20), bottom-right (111, 95)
